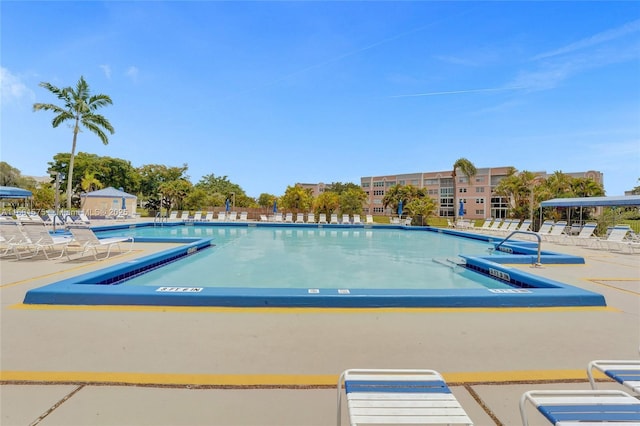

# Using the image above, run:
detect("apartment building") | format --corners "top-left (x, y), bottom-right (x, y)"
top-left (360, 168), bottom-right (603, 219)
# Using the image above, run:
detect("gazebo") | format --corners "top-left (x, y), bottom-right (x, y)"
top-left (80, 187), bottom-right (137, 218)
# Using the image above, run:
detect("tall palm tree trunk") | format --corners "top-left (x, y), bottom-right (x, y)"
top-left (66, 118), bottom-right (80, 208)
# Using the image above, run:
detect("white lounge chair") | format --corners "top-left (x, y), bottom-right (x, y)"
top-left (318, 213), bottom-right (327, 224)
top-left (239, 212), bottom-right (248, 221)
top-left (404, 217), bottom-right (412, 226)
top-left (0, 221), bottom-right (34, 259)
top-left (217, 212), bottom-right (227, 221)
top-left (179, 211), bottom-right (190, 221)
top-left (593, 224), bottom-right (633, 251)
top-left (365, 215), bottom-right (374, 224)
top-left (560, 222), bottom-right (597, 246)
top-left (295, 213), bottom-right (305, 223)
top-left (485, 219), bottom-right (504, 233)
top-left (330, 214), bottom-right (339, 224)
top-left (192, 211), bottom-right (202, 221)
top-left (515, 219), bottom-right (532, 232)
top-left (535, 220), bottom-right (554, 237)
top-left (352, 214), bottom-right (362, 225)
top-left (260, 214), bottom-right (269, 222)
top-left (337, 369), bottom-right (473, 426)
top-left (19, 222), bottom-right (73, 260)
top-left (67, 227), bottom-right (133, 260)
top-left (274, 212), bottom-right (283, 222)
top-left (77, 212), bottom-right (92, 224)
top-left (543, 220), bottom-right (568, 242)
top-left (341, 214), bottom-right (350, 224)
top-left (520, 389), bottom-right (640, 425)
top-left (204, 211), bottom-right (214, 221)
top-left (284, 213), bottom-right (293, 223)
top-left (475, 219), bottom-right (493, 232)
top-left (306, 213), bottom-right (315, 223)
top-left (168, 211), bottom-right (179, 221)
top-left (228, 211), bottom-right (237, 221)
top-left (588, 358), bottom-right (640, 394)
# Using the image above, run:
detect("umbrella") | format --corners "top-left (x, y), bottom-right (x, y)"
top-left (226, 198), bottom-right (230, 212)
top-left (121, 197), bottom-right (126, 210)
top-left (273, 200), bottom-right (278, 213)
top-left (398, 200), bottom-right (403, 217)
top-left (458, 199), bottom-right (465, 217)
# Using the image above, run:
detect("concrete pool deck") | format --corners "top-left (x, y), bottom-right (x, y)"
top-left (1, 224), bottom-right (638, 425)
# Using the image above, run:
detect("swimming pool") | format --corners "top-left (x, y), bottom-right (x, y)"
top-left (23, 223), bottom-right (606, 308)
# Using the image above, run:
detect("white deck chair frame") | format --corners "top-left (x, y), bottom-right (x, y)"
top-left (67, 227), bottom-right (134, 261)
top-left (520, 389), bottom-right (640, 426)
top-left (588, 359), bottom-right (640, 394)
top-left (337, 369), bottom-right (473, 426)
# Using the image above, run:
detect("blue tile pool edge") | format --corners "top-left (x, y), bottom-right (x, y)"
top-left (23, 224), bottom-right (605, 308)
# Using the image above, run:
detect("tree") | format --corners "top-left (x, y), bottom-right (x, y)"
top-left (0, 161), bottom-right (35, 188)
top-left (382, 184), bottom-right (423, 216)
top-left (313, 191), bottom-right (340, 216)
top-left (451, 158), bottom-right (477, 221)
top-left (138, 163), bottom-right (189, 212)
top-left (34, 76), bottom-right (114, 208)
top-left (258, 193), bottom-right (277, 208)
top-left (48, 153), bottom-right (139, 206)
top-left (405, 196), bottom-right (438, 225)
top-left (280, 185), bottom-right (314, 211)
top-left (339, 187), bottom-right (367, 215)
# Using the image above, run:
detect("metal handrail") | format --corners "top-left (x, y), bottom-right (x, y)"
top-left (494, 230), bottom-right (542, 266)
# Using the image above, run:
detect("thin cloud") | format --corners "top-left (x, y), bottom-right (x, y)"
top-left (100, 64), bottom-right (112, 79)
top-left (125, 66), bottom-right (139, 83)
top-left (532, 18), bottom-right (640, 61)
top-left (0, 67), bottom-right (35, 105)
top-left (387, 86), bottom-right (526, 98)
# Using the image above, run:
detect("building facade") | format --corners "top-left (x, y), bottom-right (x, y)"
top-left (360, 168), bottom-right (603, 219)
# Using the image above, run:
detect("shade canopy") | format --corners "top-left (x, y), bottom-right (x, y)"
top-left (540, 195), bottom-right (640, 208)
top-left (0, 186), bottom-right (32, 199)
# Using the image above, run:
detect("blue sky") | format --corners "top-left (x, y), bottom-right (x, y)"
top-left (2, 1), bottom-right (639, 197)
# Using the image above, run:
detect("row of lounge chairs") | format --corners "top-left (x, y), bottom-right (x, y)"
top-left (464, 218), bottom-right (639, 253)
top-left (165, 211), bottom-right (387, 225)
top-left (337, 354), bottom-right (640, 425)
top-left (0, 221), bottom-right (133, 261)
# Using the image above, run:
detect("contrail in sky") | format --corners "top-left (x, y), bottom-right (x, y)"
top-left (387, 86), bottom-right (526, 98)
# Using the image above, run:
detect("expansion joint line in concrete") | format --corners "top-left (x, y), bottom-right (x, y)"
top-left (29, 384), bottom-right (84, 426)
top-left (465, 384), bottom-right (503, 426)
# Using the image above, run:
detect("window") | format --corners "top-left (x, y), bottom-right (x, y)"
top-left (476, 198), bottom-right (484, 204)
top-left (373, 190), bottom-right (384, 196)
top-left (476, 187), bottom-right (485, 193)
top-left (362, 182), bottom-right (370, 188)
top-left (424, 179), bottom-right (439, 186)
top-left (386, 181), bottom-right (396, 187)
top-left (398, 180), bottom-right (405, 185)
top-left (475, 176), bottom-right (485, 183)
top-left (373, 207), bottom-right (385, 213)
top-left (440, 187), bottom-right (453, 195)
top-left (459, 188), bottom-right (467, 193)
top-left (427, 189), bottom-right (438, 195)
top-left (475, 210), bottom-right (484, 215)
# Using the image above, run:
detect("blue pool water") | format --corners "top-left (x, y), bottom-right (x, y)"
top-left (23, 223), bottom-right (606, 308)
top-left (111, 227), bottom-right (510, 290)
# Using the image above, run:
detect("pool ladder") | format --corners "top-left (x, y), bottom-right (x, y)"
top-left (491, 230), bottom-right (542, 267)
top-left (153, 212), bottom-right (168, 226)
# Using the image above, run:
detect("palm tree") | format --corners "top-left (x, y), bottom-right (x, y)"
top-left (34, 76), bottom-right (114, 208)
top-left (451, 158), bottom-right (477, 222)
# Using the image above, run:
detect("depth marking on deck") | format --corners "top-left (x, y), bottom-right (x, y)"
top-left (10, 304), bottom-right (617, 313)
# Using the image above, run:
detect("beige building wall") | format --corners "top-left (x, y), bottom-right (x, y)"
top-left (361, 168), bottom-right (603, 219)
top-left (81, 197), bottom-right (137, 218)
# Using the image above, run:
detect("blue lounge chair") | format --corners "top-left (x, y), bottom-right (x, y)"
top-left (337, 369), bottom-right (473, 425)
top-left (520, 389), bottom-right (640, 425)
top-left (588, 359), bottom-right (640, 394)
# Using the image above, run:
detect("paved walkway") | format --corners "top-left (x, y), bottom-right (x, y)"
top-left (1, 223), bottom-right (638, 425)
